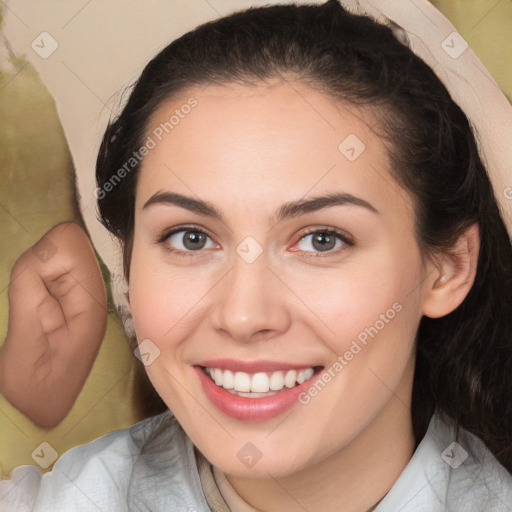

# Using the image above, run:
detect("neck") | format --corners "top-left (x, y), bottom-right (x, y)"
top-left (226, 365), bottom-right (417, 512)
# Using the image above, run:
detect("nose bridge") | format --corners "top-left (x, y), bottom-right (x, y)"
top-left (211, 244), bottom-right (291, 342)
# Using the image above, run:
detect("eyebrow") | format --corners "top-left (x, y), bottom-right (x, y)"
top-left (142, 190), bottom-right (379, 223)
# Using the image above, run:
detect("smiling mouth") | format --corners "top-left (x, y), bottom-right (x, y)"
top-left (201, 366), bottom-right (323, 398)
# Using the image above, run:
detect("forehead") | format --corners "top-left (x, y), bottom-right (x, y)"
top-left (135, 81), bottom-right (412, 223)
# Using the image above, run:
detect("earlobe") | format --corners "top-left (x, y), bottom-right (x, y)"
top-left (421, 223), bottom-right (480, 319)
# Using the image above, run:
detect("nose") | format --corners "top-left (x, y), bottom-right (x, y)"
top-left (210, 249), bottom-right (292, 343)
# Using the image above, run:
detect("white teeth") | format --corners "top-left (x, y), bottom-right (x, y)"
top-left (269, 371), bottom-right (284, 390)
top-left (222, 370), bottom-right (234, 390)
top-left (214, 368), bottom-right (223, 387)
top-left (297, 368), bottom-right (314, 384)
top-left (228, 390), bottom-right (278, 398)
top-left (251, 372), bottom-right (270, 392)
top-left (284, 370), bottom-right (297, 388)
top-left (204, 366), bottom-right (317, 393)
top-left (233, 372), bottom-right (251, 392)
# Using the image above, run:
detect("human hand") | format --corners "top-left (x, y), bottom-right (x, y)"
top-left (0, 222), bottom-right (107, 428)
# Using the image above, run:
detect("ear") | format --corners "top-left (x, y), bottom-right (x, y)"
top-left (421, 223), bottom-right (480, 319)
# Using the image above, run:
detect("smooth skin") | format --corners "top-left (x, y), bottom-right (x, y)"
top-left (0, 222), bottom-right (107, 427)
top-left (128, 80), bottom-right (479, 512)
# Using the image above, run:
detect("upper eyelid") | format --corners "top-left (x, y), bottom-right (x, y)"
top-left (158, 224), bottom-right (215, 242)
top-left (299, 227), bottom-right (353, 242)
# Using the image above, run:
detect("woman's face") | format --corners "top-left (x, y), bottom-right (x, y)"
top-left (129, 80), bottom-right (434, 477)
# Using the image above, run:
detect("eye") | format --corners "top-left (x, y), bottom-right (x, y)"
top-left (156, 225), bottom-right (353, 257)
top-left (294, 228), bottom-right (353, 255)
top-left (159, 226), bottom-right (217, 254)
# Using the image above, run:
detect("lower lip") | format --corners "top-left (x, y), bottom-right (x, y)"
top-left (194, 366), bottom-right (321, 421)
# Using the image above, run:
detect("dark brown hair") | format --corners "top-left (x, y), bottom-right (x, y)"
top-left (96, 0), bottom-right (512, 471)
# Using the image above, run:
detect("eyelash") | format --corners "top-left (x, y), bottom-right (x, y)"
top-left (155, 224), bottom-right (354, 258)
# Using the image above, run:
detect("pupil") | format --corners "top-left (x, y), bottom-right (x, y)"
top-left (313, 233), bottom-right (335, 251)
top-left (184, 231), bottom-right (205, 250)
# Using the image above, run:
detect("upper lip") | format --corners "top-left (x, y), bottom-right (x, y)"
top-left (196, 358), bottom-right (322, 373)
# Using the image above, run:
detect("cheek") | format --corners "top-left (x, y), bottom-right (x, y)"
top-left (281, 258), bottom-right (421, 460)
top-left (128, 240), bottom-right (211, 342)
top-left (282, 248), bottom-right (423, 355)
top-left (127, 250), bottom-right (211, 409)
top-left (127, 246), bottom-right (222, 413)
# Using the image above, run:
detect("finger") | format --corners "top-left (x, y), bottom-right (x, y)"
top-left (27, 222), bottom-right (107, 320)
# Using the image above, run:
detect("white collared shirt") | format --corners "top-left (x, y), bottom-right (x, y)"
top-left (1, 410), bottom-right (511, 511)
